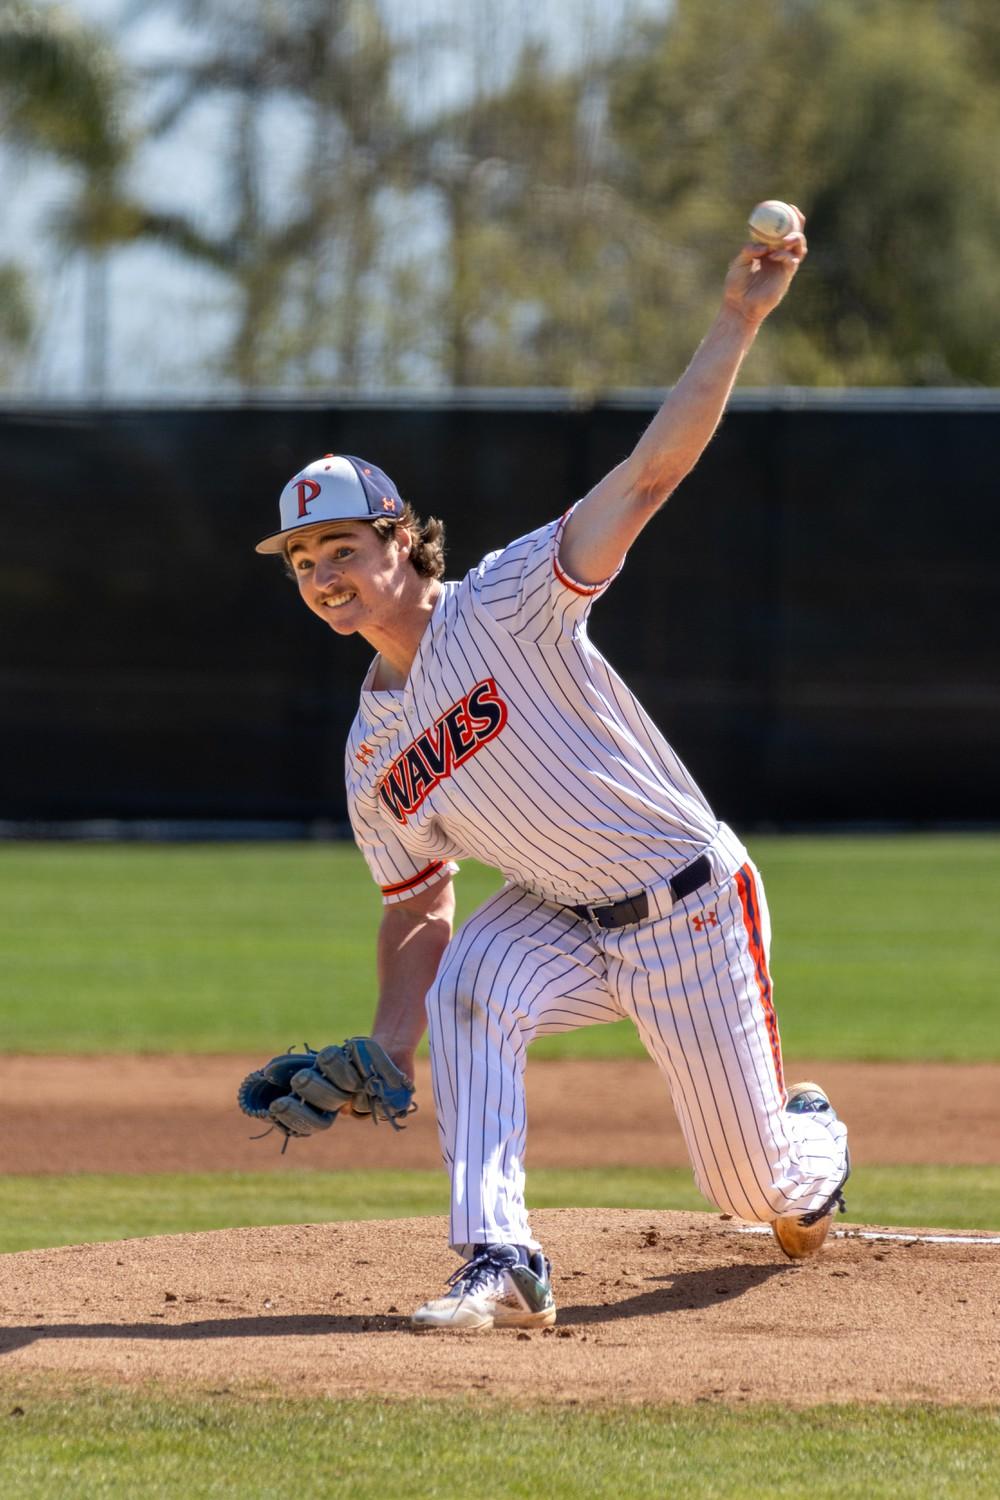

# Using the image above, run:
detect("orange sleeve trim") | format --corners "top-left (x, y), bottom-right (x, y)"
top-left (380, 860), bottom-right (446, 896)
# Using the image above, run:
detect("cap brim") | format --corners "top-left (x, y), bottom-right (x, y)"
top-left (254, 514), bottom-right (384, 556)
top-left (254, 528), bottom-right (295, 555)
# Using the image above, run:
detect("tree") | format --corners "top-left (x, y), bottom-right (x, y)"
top-left (20, 0), bottom-right (995, 392)
top-left (0, 0), bottom-right (130, 388)
top-left (121, 0), bottom-right (409, 391)
top-left (387, 0), bottom-right (1000, 388)
top-left (605, 0), bottom-right (1000, 385)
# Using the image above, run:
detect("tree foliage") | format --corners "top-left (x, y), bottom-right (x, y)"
top-left (118, 0), bottom-right (410, 389)
top-left (0, 0), bottom-right (130, 376)
top-left (603, 0), bottom-right (1000, 385)
top-left (6, 0), bottom-right (1000, 390)
top-left (0, 0), bottom-right (125, 168)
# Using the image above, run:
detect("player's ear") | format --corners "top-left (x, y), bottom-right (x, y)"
top-left (394, 523), bottom-right (413, 560)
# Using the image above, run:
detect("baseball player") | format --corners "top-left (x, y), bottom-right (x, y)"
top-left (255, 209), bottom-right (850, 1329)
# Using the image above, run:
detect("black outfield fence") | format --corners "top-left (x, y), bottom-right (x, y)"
top-left (1, 390), bottom-right (997, 829)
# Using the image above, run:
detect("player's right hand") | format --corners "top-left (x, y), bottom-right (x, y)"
top-left (723, 205), bottom-right (807, 325)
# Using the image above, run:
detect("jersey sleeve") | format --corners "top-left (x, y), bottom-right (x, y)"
top-left (469, 505), bottom-right (623, 644)
top-left (347, 783), bottom-right (459, 906)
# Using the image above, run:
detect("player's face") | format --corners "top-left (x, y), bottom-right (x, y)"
top-left (286, 521), bottom-right (411, 636)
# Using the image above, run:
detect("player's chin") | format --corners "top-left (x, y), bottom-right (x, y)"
top-left (314, 599), bottom-right (361, 631)
top-left (323, 612), bottom-right (360, 635)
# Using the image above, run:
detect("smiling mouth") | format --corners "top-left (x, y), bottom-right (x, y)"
top-left (322, 590), bottom-right (357, 609)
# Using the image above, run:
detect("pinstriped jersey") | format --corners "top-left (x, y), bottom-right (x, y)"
top-left (346, 509), bottom-right (721, 906)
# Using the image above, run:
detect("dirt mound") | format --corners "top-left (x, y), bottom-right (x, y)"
top-left (3, 1057), bottom-right (999, 1174)
top-left (1, 1210), bottom-right (997, 1406)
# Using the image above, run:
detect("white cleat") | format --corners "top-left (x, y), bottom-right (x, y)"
top-left (771, 1081), bottom-right (851, 1261)
top-left (411, 1245), bottom-right (556, 1331)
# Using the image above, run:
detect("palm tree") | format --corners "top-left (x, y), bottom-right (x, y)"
top-left (0, 0), bottom-right (130, 392)
top-left (121, 0), bottom-right (408, 391)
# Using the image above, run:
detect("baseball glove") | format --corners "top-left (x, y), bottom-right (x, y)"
top-left (237, 1039), bottom-right (415, 1150)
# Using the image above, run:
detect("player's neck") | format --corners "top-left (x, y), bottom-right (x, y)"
top-left (367, 579), bottom-right (442, 690)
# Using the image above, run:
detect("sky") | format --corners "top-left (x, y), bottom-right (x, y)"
top-left (3, 0), bottom-right (666, 401)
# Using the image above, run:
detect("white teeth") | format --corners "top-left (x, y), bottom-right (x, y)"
top-left (323, 591), bottom-right (356, 608)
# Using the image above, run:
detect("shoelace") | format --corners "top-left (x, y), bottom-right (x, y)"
top-left (800, 1155), bottom-right (852, 1227)
top-left (800, 1188), bottom-right (847, 1226)
top-left (446, 1248), bottom-right (516, 1296)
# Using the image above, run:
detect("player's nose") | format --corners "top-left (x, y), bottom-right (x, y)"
top-left (312, 556), bottom-right (342, 590)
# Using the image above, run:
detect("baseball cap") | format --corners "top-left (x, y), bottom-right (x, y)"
top-left (255, 454), bottom-right (404, 554)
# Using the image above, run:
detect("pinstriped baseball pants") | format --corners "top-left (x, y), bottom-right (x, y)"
top-left (425, 833), bottom-right (849, 1257)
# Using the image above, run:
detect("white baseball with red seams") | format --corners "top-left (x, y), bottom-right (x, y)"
top-left (347, 508), bottom-right (848, 1255)
top-left (747, 200), bottom-right (798, 247)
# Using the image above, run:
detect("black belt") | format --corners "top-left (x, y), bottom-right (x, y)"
top-left (570, 854), bottom-right (712, 930)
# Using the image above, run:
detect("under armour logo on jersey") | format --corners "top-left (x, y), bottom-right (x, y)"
top-left (356, 742), bottom-right (375, 765)
top-left (294, 478), bottom-right (321, 517)
top-left (690, 910), bottom-right (718, 932)
top-left (378, 679), bottom-right (508, 825)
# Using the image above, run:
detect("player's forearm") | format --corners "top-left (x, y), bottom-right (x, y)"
top-left (370, 885), bottom-right (455, 1072)
top-left (625, 303), bottom-right (760, 508)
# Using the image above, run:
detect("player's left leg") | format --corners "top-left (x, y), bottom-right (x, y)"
top-left (606, 856), bottom-right (849, 1231)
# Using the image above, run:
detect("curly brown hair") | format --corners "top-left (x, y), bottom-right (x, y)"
top-left (372, 503), bottom-right (446, 580)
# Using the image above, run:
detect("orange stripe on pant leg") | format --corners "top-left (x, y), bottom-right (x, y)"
top-left (734, 863), bottom-right (785, 1097)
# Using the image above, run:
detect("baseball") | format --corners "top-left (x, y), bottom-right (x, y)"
top-left (747, 199), bottom-right (798, 247)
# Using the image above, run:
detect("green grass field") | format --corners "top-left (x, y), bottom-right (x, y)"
top-left (3, 1165), bottom-right (998, 1255)
top-left (0, 1389), bottom-right (995, 1500)
top-left (1, 835), bottom-right (998, 1057)
top-left (0, 1388), bottom-right (994, 1500)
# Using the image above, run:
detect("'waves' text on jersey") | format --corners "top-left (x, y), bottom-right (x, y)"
top-left (377, 679), bottom-right (508, 825)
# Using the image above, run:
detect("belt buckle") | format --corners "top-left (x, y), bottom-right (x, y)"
top-left (582, 901), bottom-right (612, 928)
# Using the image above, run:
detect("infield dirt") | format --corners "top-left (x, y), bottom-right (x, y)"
top-left (3, 1056), bottom-right (999, 1173)
top-left (1, 1210), bottom-right (998, 1406)
top-left (3, 1059), bottom-right (999, 1406)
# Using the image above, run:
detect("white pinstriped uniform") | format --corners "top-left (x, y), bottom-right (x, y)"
top-left (347, 511), bottom-right (848, 1255)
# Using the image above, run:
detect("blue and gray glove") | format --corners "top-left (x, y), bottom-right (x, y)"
top-left (237, 1039), bottom-right (415, 1149)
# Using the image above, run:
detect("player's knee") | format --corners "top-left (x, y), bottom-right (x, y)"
top-left (429, 949), bottom-right (503, 1024)
top-left (694, 1171), bottom-right (777, 1225)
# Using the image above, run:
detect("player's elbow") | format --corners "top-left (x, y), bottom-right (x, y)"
top-left (381, 882), bottom-right (454, 954)
top-left (630, 451), bottom-right (688, 513)
top-left (393, 875), bottom-right (456, 924)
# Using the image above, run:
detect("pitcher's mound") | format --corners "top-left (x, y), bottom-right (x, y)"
top-left (1, 1210), bottom-right (997, 1406)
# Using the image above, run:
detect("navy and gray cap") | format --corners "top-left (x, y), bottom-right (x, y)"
top-left (255, 454), bottom-right (404, 554)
